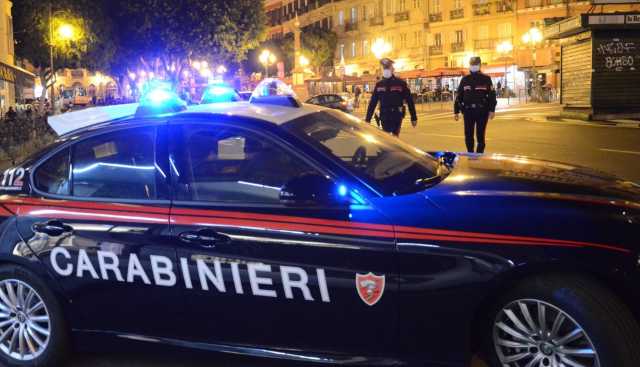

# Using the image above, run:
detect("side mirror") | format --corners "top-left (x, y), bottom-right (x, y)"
top-left (280, 173), bottom-right (350, 207)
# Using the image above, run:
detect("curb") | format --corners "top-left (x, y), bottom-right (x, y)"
top-left (546, 116), bottom-right (640, 128)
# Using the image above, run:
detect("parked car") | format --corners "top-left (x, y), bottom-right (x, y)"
top-left (306, 93), bottom-right (353, 113)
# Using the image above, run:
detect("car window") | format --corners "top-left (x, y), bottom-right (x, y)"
top-left (326, 95), bottom-right (339, 103)
top-left (34, 147), bottom-right (71, 196)
top-left (283, 111), bottom-right (439, 196)
top-left (173, 125), bottom-right (316, 204)
top-left (308, 97), bottom-right (319, 104)
top-left (72, 127), bottom-right (158, 199)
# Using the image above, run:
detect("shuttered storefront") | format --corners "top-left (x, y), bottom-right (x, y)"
top-left (561, 40), bottom-right (592, 108)
top-left (591, 30), bottom-right (640, 113)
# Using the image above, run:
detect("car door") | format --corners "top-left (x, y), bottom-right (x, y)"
top-left (167, 119), bottom-right (398, 357)
top-left (15, 125), bottom-right (182, 337)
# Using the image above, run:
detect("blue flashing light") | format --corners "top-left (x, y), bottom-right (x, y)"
top-left (250, 78), bottom-right (301, 108)
top-left (136, 80), bottom-right (187, 118)
top-left (338, 184), bottom-right (348, 197)
top-left (200, 83), bottom-right (241, 104)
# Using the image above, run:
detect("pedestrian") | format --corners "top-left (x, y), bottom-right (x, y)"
top-left (365, 58), bottom-right (417, 136)
top-left (25, 105), bottom-right (33, 120)
top-left (354, 86), bottom-right (361, 109)
top-left (454, 56), bottom-right (497, 154)
top-left (5, 106), bottom-right (17, 121)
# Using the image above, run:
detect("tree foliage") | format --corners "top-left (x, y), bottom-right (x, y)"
top-left (13, 0), bottom-right (115, 86)
top-left (302, 28), bottom-right (337, 76)
top-left (110, 0), bottom-right (266, 84)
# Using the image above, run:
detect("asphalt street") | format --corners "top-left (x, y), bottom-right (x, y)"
top-left (61, 101), bottom-right (639, 366)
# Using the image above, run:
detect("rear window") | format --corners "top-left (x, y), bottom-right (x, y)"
top-left (71, 128), bottom-right (157, 200)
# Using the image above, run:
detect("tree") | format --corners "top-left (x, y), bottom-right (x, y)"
top-left (13, 0), bottom-right (116, 112)
top-left (110, 0), bottom-right (266, 88)
top-left (301, 28), bottom-right (337, 77)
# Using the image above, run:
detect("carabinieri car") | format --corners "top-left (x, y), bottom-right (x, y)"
top-left (0, 79), bottom-right (639, 367)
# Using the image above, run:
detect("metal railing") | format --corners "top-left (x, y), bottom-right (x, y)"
top-left (525, 0), bottom-right (543, 7)
top-left (495, 1), bottom-right (514, 12)
top-left (451, 42), bottom-right (465, 53)
top-left (345, 22), bottom-right (358, 32)
top-left (474, 38), bottom-right (511, 50)
top-left (473, 3), bottom-right (491, 16)
top-left (429, 13), bottom-right (443, 23)
top-left (450, 8), bottom-right (464, 20)
top-left (394, 11), bottom-right (409, 22)
top-left (429, 45), bottom-right (443, 55)
top-left (369, 16), bottom-right (384, 26)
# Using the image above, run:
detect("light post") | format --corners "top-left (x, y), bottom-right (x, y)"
top-left (48, 6), bottom-right (77, 112)
top-left (496, 40), bottom-right (513, 104)
top-left (259, 50), bottom-right (277, 78)
top-left (521, 27), bottom-right (543, 102)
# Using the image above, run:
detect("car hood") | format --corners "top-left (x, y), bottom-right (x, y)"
top-left (435, 153), bottom-right (640, 205)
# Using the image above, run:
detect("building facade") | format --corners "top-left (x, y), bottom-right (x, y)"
top-left (264, 0), bottom-right (639, 94)
top-left (52, 68), bottom-right (118, 102)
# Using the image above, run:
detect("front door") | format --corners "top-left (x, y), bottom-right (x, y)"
top-left (16, 126), bottom-right (182, 337)
top-left (167, 121), bottom-right (397, 357)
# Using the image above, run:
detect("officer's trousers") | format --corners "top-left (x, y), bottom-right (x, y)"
top-left (463, 109), bottom-right (489, 153)
top-left (381, 110), bottom-right (403, 136)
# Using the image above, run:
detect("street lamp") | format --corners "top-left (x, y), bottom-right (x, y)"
top-left (48, 5), bottom-right (77, 112)
top-left (371, 38), bottom-right (392, 60)
top-left (259, 50), bottom-right (277, 78)
top-left (299, 55), bottom-right (310, 68)
top-left (521, 27), bottom-right (543, 102)
top-left (496, 40), bottom-right (513, 103)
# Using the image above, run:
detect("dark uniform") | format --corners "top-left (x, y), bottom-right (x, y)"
top-left (454, 69), bottom-right (497, 153)
top-left (365, 71), bottom-right (417, 136)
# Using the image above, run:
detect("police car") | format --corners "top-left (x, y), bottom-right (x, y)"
top-left (0, 79), bottom-right (639, 367)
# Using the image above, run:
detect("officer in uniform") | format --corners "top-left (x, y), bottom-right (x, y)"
top-left (365, 58), bottom-right (417, 136)
top-left (454, 56), bottom-right (497, 153)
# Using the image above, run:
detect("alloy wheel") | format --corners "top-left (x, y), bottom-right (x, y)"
top-left (493, 299), bottom-right (599, 367)
top-left (0, 279), bottom-right (50, 361)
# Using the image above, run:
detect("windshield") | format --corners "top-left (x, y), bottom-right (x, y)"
top-left (283, 110), bottom-right (441, 196)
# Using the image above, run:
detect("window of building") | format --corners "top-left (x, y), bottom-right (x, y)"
top-left (498, 22), bottom-right (512, 39)
top-left (363, 40), bottom-right (369, 56)
top-left (351, 7), bottom-right (357, 23)
top-left (453, 0), bottom-right (463, 9)
top-left (478, 25), bottom-right (489, 40)
top-left (362, 5), bottom-right (368, 20)
top-left (386, 0), bottom-right (393, 15)
top-left (172, 125), bottom-right (317, 204)
top-left (400, 33), bottom-right (407, 48)
top-left (413, 0), bottom-right (421, 8)
top-left (72, 128), bottom-right (157, 200)
top-left (338, 10), bottom-right (344, 25)
top-left (35, 148), bottom-right (70, 196)
top-left (351, 41), bottom-right (357, 57)
top-left (339, 44), bottom-right (345, 60)
top-left (430, 0), bottom-right (441, 13)
top-left (397, 0), bottom-right (406, 12)
top-left (455, 30), bottom-right (464, 43)
top-left (7, 16), bottom-right (13, 55)
top-left (434, 33), bottom-right (442, 46)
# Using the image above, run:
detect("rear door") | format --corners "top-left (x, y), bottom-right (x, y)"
top-left (167, 120), bottom-right (398, 357)
top-left (15, 125), bottom-right (182, 337)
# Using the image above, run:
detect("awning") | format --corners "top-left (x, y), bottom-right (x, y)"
top-left (425, 67), bottom-right (468, 78)
top-left (396, 69), bottom-right (428, 79)
top-left (0, 62), bottom-right (35, 85)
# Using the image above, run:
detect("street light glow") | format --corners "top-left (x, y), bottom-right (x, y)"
top-left (496, 41), bottom-right (513, 54)
top-left (299, 55), bottom-right (310, 67)
top-left (57, 23), bottom-right (75, 40)
top-left (216, 65), bottom-right (227, 74)
top-left (522, 27), bottom-right (543, 45)
top-left (371, 38), bottom-right (392, 60)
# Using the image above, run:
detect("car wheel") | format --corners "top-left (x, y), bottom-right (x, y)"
top-left (486, 275), bottom-right (640, 367)
top-left (0, 265), bottom-right (68, 367)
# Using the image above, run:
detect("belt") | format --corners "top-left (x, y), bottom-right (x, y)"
top-left (465, 103), bottom-right (486, 109)
top-left (381, 106), bottom-right (403, 113)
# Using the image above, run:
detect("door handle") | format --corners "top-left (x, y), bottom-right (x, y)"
top-left (32, 220), bottom-right (73, 237)
top-left (179, 229), bottom-right (230, 248)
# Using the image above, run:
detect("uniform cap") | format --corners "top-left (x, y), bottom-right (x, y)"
top-left (380, 58), bottom-right (395, 68)
top-left (469, 56), bottom-right (482, 65)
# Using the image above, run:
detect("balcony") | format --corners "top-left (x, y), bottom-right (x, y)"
top-left (429, 45), bottom-right (443, 55)
top-left (450, 8), bottom-right (464, 20)
top-left (546, 0), bottom-right (565, 4)
top-left (525, 0), bottom-right (543, 7)
top-left (495, 1), bottom-right (514, 13)
top-left (394, 11), bottom-right (409, 22)
top-left (451, 42), bottom-right (465, 53)
top-left (429, 13), bottom-right (442, 23)
top-left (474, 38), bottom-right (511, 50)
top-left (345, 22), bottom-right (358, 32)
top-left (71, 70), bottom-right (84, 79)
top-left (473, 3), bottom-right (491, 16)
top-left (369, 16), bottom-right (384, 26)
